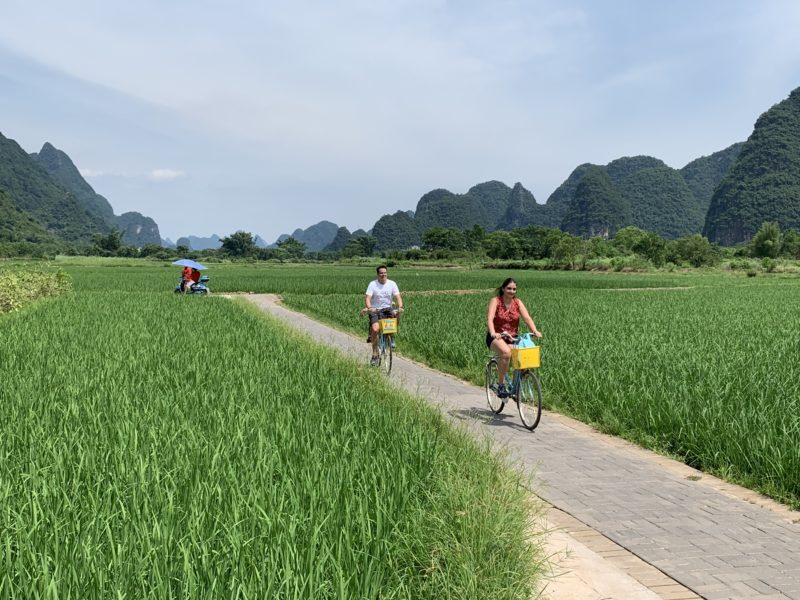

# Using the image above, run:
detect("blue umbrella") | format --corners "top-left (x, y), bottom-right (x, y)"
top-left (172, 259), bottom-right (208, 270)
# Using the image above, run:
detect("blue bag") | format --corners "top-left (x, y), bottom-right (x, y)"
top-left (516, 333), bottom-right (536, 348)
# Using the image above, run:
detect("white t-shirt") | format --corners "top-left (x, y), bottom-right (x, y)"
top-left (365, 279), bottom-right (399, 310)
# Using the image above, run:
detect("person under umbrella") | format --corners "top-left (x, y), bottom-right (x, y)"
top-left (181, 265), bottom-right (193, 293)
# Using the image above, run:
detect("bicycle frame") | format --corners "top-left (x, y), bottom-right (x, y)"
top-left (367, 308), bottom-right (398, 375)
top-left (485, 337), bottom-right (542, 430)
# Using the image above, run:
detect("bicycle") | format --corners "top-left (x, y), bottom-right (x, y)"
top-left (485, 335), bottom-right (542, 430)
top-left (365, 307), bottom-right (401, 375)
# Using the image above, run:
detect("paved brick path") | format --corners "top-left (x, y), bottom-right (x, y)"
top-left (243, 295), bottom-right (800, 599)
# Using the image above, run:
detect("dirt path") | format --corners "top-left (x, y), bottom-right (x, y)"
top-left (238, 294), bottom-right (800, 600)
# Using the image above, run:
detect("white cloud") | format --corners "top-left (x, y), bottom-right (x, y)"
top-left (79, 168), bottom-right (103, 178)
top-left (147, 169), bottom-right (185, 182)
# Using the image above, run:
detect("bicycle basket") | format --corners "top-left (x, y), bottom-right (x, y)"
top-left (511, 346), bottom-right (540, 369)
top-left (379, 318), bottom-right (397, 334)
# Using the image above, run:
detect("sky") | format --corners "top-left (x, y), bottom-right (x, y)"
top-left (2, 1), bottom-right (800, 244)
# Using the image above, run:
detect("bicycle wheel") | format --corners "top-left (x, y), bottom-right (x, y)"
top-left (485, 359), bottom-right (505, 414)
top-left (516, 370), bottom-right (542, 430)
top-left (380, 335), bottom-right (393, 375)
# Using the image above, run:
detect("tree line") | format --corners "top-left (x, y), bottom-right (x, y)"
top-left (77, 221), bottom-right (800, 272)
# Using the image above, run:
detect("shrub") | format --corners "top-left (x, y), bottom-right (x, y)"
top-left (761, 257), bottom-right (778, 273)
top-left (0, 267), bottom-right (72, 313)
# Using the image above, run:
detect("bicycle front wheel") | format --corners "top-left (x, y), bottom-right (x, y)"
top-left (516, 370), bottom-right (542, 430)
top-left (485, 359), bottom-right (505, 414)
top-left (380, 335), bottom-right (393, 375)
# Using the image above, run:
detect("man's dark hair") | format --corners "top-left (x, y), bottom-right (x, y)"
top-left (376, 265), bottom-right (388, 274)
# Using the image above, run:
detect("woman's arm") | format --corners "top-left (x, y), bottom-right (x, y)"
top-left (487, 297), bottom-right (500, 338)
top-left (517, 300), bottom-right (542, 337)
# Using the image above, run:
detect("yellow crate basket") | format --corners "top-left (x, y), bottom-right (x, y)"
top-left (379, 318), bottom-right (398, 335)
top-left (511, 346), bottom-right (540, 369)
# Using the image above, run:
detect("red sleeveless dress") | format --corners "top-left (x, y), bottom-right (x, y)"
top-left (493, 297), bottom-right (520, 337)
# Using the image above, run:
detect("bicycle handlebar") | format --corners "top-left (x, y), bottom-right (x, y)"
top-left (364, 307), bottom-right (404, 314)
top-left (495, 332), bottom-right (542, 345)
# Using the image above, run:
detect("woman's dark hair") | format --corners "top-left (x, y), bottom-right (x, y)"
top-left (497, 278), bottom-right (517, 297)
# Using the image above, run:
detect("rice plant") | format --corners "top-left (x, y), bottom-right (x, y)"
top-left (0, 291), bottom-right (545, 598)
top-left (284, 281), bottom-right (800, 507)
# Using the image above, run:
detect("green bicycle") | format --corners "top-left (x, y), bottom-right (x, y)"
top-left (485, 336), bottom-right (542, 430)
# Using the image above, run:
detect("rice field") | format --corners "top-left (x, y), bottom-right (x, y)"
top-left (16, 255), bottom-right (800, 586)
top-left (0, 286), bottom-right (546, 598)
top-left (271, 267), bottom-right (800, 507)
top-left (12, 261), bottom-right (800, 598)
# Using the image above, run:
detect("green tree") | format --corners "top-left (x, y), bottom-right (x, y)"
top-left (341, 235), bottom-right (377, 258)
top-left (513, 226), bottom-right (555, 259)
top-left (464, 224), bottom-right (486, 252)
top-left (139, 243), bottom-right (164, 257)
top-left (221, 231), bottom-right (257, 257)
top-left (780, 229), bottom-right (800, 258)
top-left (483, 231), bottom-right (521, 259)
top-left (585, 236), bottom-right (617, 258)
top-left (422, 227), bottom-right (465, 251)
top-left (632, 232), bottom-right (668, 267)
top-left (551, 236), bottom-right (582, 268)
top-left (612, 226), bottom-right (648, 254)
top-left (93, 229), bottom-right (123, 254)
top-left (750, 222), bottom-right (781, 258)
top-left (669, 235), bottom-right (719, 267)
top-left (277, 236), bottom-right (307, 259)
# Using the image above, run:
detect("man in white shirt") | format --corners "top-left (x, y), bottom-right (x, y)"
top-left (362, 265), bottom-right (403, 365)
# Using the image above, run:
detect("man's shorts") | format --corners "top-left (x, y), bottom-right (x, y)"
top-left (369, 307), bottom-right (396, 326)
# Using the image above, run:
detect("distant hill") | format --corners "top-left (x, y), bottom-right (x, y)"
top-left (542, 164), bottom-right (594, 228)
top-left (115, 212), bottom-right (161, 246)
top-left (544, 153), bottom-right (742, 240)
top-left (371, 181), bottom-right (549, 251)
top-left (176, 234), bottom-right (223, 250)
top-left (0, 132), bottom-right (106, 244)
top-left (680, 142), bottom-right (744, 213)
top-left (31, 142), bottom-right (115, 223)
top-left (372, 211), bottom-right (421, 252)
top-left (414, 188), bottom-right (489, 231)
top-left (31, 142), bottom-right (161, 246)
top-left (271, 220), bottom-right (339, 251)
top-left (618, 165), bottom-right (703, 238)
top-left (323, 226), bottom-right (352, 252)
top-left (561, 166), bottom-right (631, 237)
top-left (0, 189), bottom-right (60, 245)
top-left (497, 182), bottom-right (543, 230)
top-left (704, 87), bottom-right (800, 244)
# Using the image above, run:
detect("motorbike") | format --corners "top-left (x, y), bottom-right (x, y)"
top-left (175, 275), bottom-right (210, 295)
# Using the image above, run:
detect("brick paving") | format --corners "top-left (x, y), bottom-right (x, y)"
top-left (243, 295), bottom-right (800, 599)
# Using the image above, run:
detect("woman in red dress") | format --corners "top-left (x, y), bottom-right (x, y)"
top-left (486, 278), bottom-right (542, 397)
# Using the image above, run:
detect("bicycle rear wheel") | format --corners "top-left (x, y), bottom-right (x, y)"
top-left (516, 370), bottom-right (542, 430)
top-left (380, 335), bottom-right (393, 375)
top-left (485, 359), bottom-right (505, 413)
